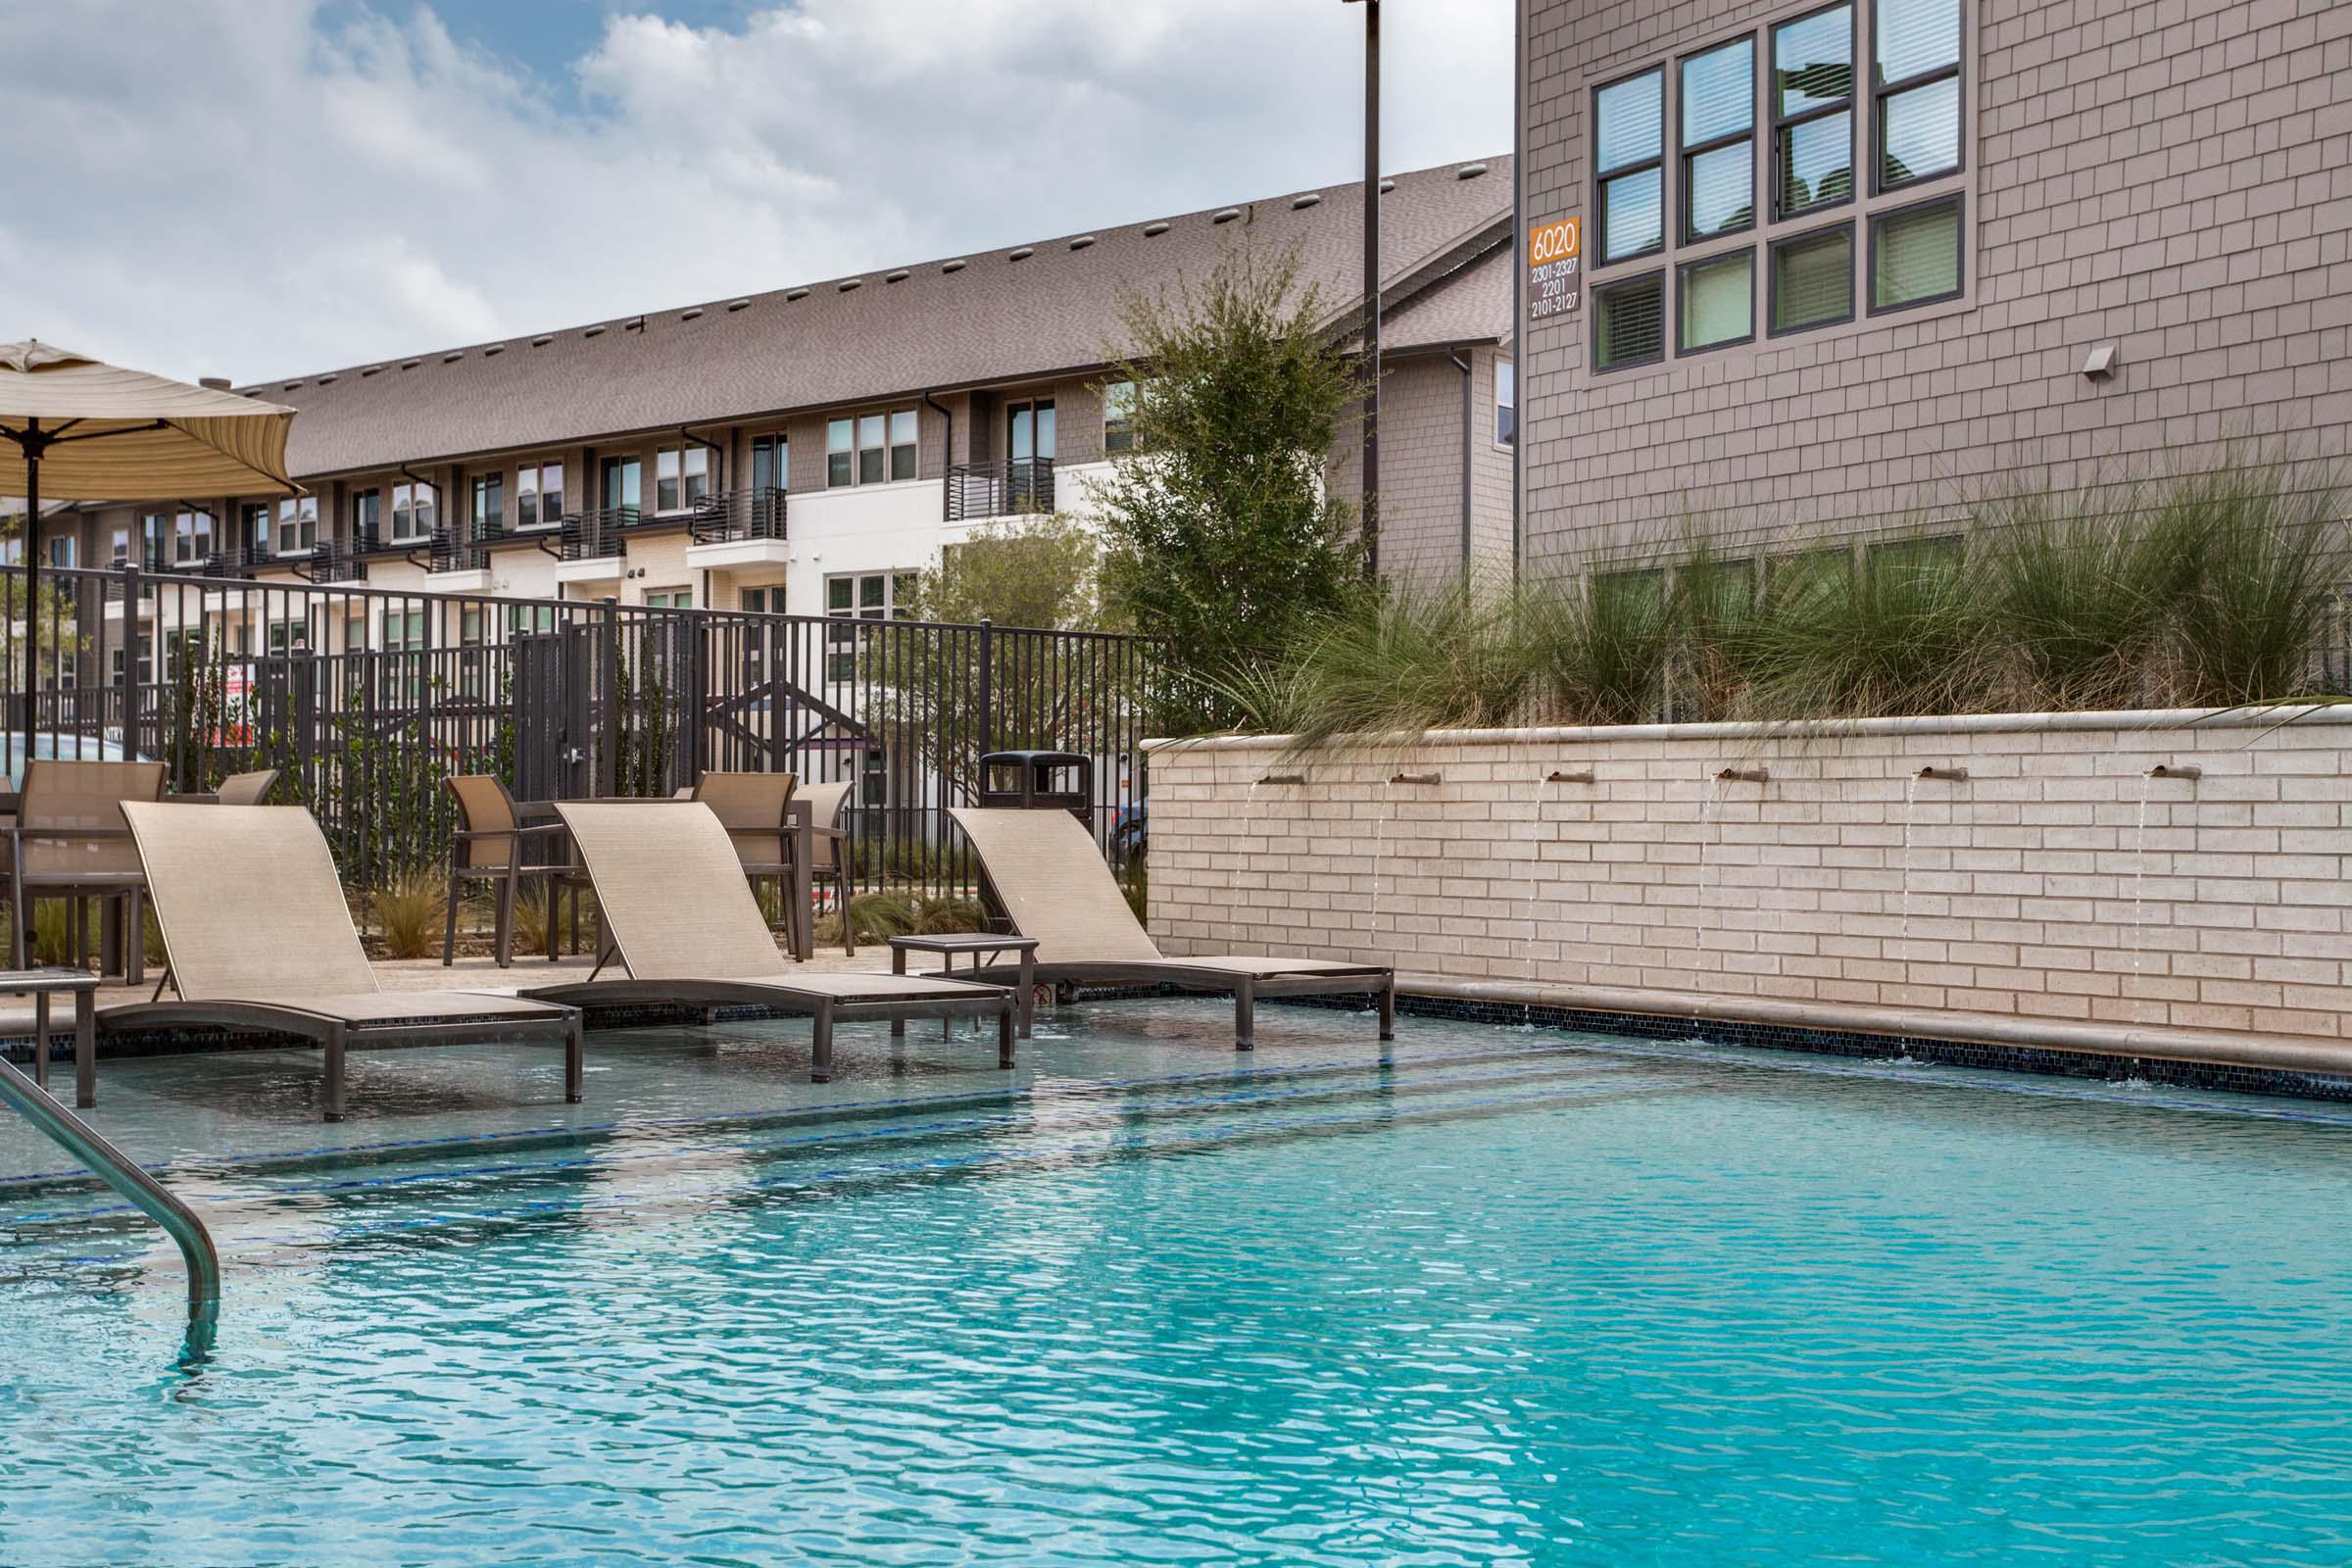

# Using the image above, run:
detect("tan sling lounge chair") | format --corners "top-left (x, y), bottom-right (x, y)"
top-left (101, 803), bottom-right (583, 1122)
top-left (521, 801), bottom-right (1015, 1082)
top-left (947, 807), bottom-right (1396, 1050)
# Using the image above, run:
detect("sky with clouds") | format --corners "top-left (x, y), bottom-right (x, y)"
top-left (3, 0), bottom-right (1513, 385)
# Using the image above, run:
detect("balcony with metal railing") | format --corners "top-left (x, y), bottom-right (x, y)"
top-left (687, 486), bottom-right (788, 545)
top-left (947, 457), bottom-right (1055, 521)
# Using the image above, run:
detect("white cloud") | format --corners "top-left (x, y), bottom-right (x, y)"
top-left (0, 0), bottom-right (1511, 384)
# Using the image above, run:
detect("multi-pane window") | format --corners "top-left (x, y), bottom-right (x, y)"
top-left (1679, 38), bottom-right (1754, 242)
top-left (827, 418), bottom-right (856, 487)
top-left (390, 481), bottom-right (433, 542)
top-left (110, 528), bottom-right (129, 566)
top-left (242, 503), bottom-right (271, 557)
top-left (471, 474), bottom-right (504, 533)
top-left (1875, 0), bottom-right (1961, 190)
top-left (1773, 5), bottom-right (1854, 220)
top-left (1103, 381), bottom-right (1140, 453)
top-left (515, 462), bottom-right (564, 528)
top-left (1593, 272), bottom-right (1666, 371)
top-left (276, 496), bottom-right (318, 555)
top-left (823, 571), bottom-right (911, 680)
top-left (173, 508), bottom-right (211, 564)
top-left (643, 588), bottom-right (692, 609)
top-left (656, 446), bottom-right (710, 513)
top-left (352, 488), bottom-right (381, 548)
top-left (1494, 361), bottom-right (1516, 446)
top-left (1593, 69), bottom-right (1664, 263)
top-left (1770, 223), bottom-right (1855, 332)
top-left (1872, 195), bottom-right (1963, 310)
top-left (1679, 250), bottom-right (1754, 352)
top-left (1590, 0), bottom-right (1963, 366)
top-left (829, 411), bottom-right (917, 487)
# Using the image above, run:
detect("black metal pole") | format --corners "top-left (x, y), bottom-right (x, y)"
top-left (22, 425), bottom-right (39, 777)
top-left (1362, 0), bottom-right (1382, 581)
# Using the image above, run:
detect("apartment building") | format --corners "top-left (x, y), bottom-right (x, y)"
top-left (1515, 0), bottom-right (2352, 569)
top-left (32, 158), bottom-right (1514, 677)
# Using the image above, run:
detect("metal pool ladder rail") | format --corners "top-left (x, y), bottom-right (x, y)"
top-left (0, 1056), bottom-right (220, 1332)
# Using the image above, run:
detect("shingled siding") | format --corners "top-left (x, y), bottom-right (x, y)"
top-left (1330, 350), bottom-right (1519, 589)
top-left (1147, 710), bottom-right (2352, 1046)
top-left (1515, 0), bottom-right (2352, 570)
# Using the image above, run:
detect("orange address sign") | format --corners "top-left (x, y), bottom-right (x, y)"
top-left (1528, 219), bottom-right (1581, 267)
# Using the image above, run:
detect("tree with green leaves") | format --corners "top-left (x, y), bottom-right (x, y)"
top-left (906, 512), bottom-right (1108, 631)
top-left (1091, 236), bottom-right (1365, 732)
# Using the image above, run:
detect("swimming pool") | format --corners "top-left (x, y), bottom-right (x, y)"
top-left (6, 1002), bottom-right (2351, 1565)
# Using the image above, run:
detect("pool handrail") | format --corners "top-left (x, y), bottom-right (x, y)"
top-left (0, 1055), bottom-right (220, 1328)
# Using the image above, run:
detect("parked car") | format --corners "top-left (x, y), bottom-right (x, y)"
top-left (1109, 796), bottom-right (1148, 867)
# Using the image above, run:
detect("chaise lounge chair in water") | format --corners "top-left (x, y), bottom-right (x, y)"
top-left (103, 803), bottom-right (583, 1122)
top-left (520, 801), bottom-right (1016, 1081)
top-left (946, 807), bottom-right (1396, 1050)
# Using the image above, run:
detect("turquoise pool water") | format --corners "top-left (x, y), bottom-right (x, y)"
top-left (6, 1004), bottom-right (2352, 1565)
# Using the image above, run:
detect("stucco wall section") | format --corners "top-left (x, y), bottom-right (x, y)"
top-left (1147, 710), bottom-right (2352, 1044)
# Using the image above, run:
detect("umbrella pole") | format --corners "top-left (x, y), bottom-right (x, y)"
top-left (20, 435), bottom-right (34, 781)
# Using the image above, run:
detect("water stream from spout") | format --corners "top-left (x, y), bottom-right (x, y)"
top-left (1518, 769), bottom-right (1548, 1027)
top-left (1370, 776), bottom-right (1396, 950)
top-left (1896, 772), bottom-right (1921, 1004)
top-left (2129, 769), bottom-right (2155, 1024)
top-left (1695, 779), bottom-right (1724, 972)
top-left (1238, 778), bottom-right (1261, 949)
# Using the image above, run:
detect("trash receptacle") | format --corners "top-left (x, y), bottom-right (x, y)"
top-left (978, 750), bottom-right (1093, 826)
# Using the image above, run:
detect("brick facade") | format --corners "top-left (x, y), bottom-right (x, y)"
top-left (1515, 0), bottom-right (2352, 571)
top-left (1149, 709), bottom-right (2352, 1046)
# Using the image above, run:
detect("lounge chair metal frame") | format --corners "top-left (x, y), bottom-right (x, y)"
top-left (522, 800), bottom-right (1014, 1082)
top-left (947, 807), bottom-right (1397, 1050)
top-left (104, 802), bottom-right (583, 1121)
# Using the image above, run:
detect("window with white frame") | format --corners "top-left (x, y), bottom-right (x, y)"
top-left (827, 410), bottom-right (918, 487)
top-left (172, 508), bottom-right (211, 564)
top-left (277, 495), bottom-right (318, 555)
top-left (515, 461), bottom-right (564, 528)
top-left (1103, 380), bottom-right (1140, 454)
top-left (1588, 0), bottom-right (1964, 374)
top-left (822, 571), bottom-right (912, 680)
top-left (110, 527), bottom-right (129, 566)
top-left (389, 481), bottom-right (434, 543)
top-left (655, 446), bottom-right (710, 513)
top-left (1494, 361), bottom-right (1516, 446)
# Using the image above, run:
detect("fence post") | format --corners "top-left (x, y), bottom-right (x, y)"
top-left (116, 562), bottom-right (137, 757)
top-left (975, 615), bottom-right (994, 769)
top-left (599, 595), bottom-right (620, 799)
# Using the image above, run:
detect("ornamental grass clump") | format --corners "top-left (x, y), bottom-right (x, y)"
top-left (1974, 478), bottom-right (2196, 711)
top-left (2165, 461), bottom-right (2343, 707)
top-left (1269, 582), bottom-right (1534, 755)
top-left (1737, 534), bottom-right (2006, 721)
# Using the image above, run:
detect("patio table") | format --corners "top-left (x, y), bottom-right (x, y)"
top-left (889, 933), bottom-right (1038, 1040)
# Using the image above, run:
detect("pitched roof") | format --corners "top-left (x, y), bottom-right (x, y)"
top-left (239, 157), bottom-right (1512, 478)
top-left (1381, 242), bottom-right (1515, 354)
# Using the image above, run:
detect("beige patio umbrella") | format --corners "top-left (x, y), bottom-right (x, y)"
top-left (0, 339), bottom-right (299, 767)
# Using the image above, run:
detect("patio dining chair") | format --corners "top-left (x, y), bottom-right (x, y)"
top-left (442, 775), bottom-right (594, 968)
top-left (689, 770), bottom-right (802, 952)
top-left (178, 768), bottom-right (281, 806)
top-left (796, 779), bottom-right (856, 956)
top-left (1, 759), bottom-right (166, 982)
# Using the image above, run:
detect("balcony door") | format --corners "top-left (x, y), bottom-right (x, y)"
top-left (600, 456), bottom-right (641, 523)
top-left (1005, 399), bottom-right (1054, 512)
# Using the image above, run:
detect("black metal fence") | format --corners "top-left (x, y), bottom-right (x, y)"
top-left (0, 564), bottom-right (1162, 897)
